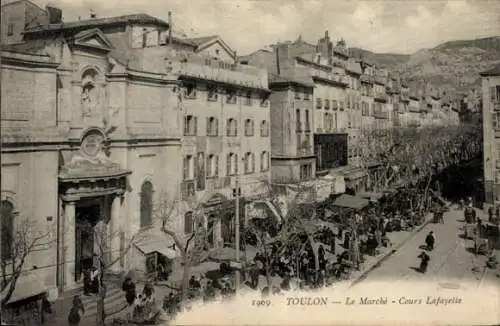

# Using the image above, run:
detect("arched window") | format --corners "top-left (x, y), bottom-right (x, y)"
top-left (184, 211), bottom-right (193, 234)
top-left (226, 118), bottom-right (237, 137)
top-left (1, 200), bottom-right (14, 261)
top-left (140, 181), bottom-right (154, 228)
top-left (260, 120), bottom-right (269, 137)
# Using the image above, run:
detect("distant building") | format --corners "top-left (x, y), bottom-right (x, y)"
top-left (1, 0), bottom-right (49, 44)
top-left (480, 64), bottom-right (500, 205)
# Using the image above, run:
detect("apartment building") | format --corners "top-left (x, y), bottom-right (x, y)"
top-left (346, 60), bottom-right (363, 164)
top-left (268, 71), bottom-right (315, 184)
top-left (359, 60), bottom-right (376, 132)
top-left (169, 35), bottom-right (271, 249)
top-left (480, 64), bottom-right (500, 205)
top-left (1, 0), bottom-right (49, 44)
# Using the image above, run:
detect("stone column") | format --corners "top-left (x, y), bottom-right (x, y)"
top-left (64, 201), bottom-right (76, 290)
top-left (109, 194), bottom-right (123, 272)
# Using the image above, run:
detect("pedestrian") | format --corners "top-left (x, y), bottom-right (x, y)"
top-left (122, 276), bottom-right (136, 305)
top-left (249, 260), bottom-right (260, 289)
top-left (67, 295), bottom-right (84, 326)
top-left (425, 231), bottom-right (435, 251)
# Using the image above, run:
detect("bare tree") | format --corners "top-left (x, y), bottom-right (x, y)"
top-left (155, 192), bottom-right (207, 307)
top-left (0, 216), bottom-right (55, 322)
top-left (82, 220), bottom-right (141, 326)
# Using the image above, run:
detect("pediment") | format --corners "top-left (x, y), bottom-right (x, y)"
top-left (72, 28), bottom-right (114, 52)
top-left (197, 37), bottom-right (236, 60)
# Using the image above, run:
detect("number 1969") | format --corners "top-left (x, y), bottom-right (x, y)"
top-left (252, 299), bottom-right (271, 307)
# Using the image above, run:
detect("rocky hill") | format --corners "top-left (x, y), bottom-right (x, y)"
top-left (349, 36), bottom-right (500, 94)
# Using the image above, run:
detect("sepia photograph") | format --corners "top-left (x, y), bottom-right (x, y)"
top-left (0, 0), bottom-right (499, 325)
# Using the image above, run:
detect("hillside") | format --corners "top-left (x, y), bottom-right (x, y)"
top-left (349, 36), bottom-right (500, 94)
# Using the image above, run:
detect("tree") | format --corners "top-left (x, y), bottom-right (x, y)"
top-left (247, 181), bottom-right (320, 284)
top-left (80, 219), bottom-right (141, 326)
top-left (0, 216), bottom-right (55, 322)
top-left (155, 192), bottom-right (207, 308)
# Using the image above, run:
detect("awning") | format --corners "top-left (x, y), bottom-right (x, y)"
top-left (4, 273), bottom-right (47, 304)
top-left (134, 228), bottom-right (180, 259)
top-left (332, 194), bottom-right (370, 210)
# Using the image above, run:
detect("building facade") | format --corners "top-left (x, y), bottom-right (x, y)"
top-left (268, 73), bottom-right (315, 184)
top-left (481, 64), bottom-right (500, 205)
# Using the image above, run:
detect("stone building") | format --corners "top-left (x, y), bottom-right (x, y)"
top-left (268, 71), bottom-right (315, 184)
top-left (1, 0), bottom-right (49, 45)
top-left (480, 64), bottom-right (500, 205)
top-left (166, 35), bottom-right (271, 248)
top-left (1, 11), bottom-right (181, 297)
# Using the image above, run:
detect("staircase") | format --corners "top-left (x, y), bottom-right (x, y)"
top-left (81, 285), bottom-right (128, 319)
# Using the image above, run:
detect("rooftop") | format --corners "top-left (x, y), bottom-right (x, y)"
top-left (269, 73), bottom-right (315, 88)
top-left (24, 13), bottom-right (169, 34)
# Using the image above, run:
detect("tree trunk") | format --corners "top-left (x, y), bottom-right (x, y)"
top-left (180, 258), bottom-right (190, 307)
top-left (96, 283), bottom-right (106, 326)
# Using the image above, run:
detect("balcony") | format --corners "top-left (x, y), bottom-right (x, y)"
top-left (181, 180), bottom-right (196, 199)
top-left (169, 58), bottom-right (268, 90)
top-left (400, 95), bottom-right (410, 102)
top-left (374, 75), bottom-right (386, 86)
top-left (310, 69), bottom-right (349, 86)
top-left (409, 105), bottom-right (420, 113)
top-left (374, 92), bottom-right (388, 102)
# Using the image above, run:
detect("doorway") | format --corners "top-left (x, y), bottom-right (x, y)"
top-left (75, 202), bottom-right (101, 282)
top-left (207, 215), bottom-right (215, 247)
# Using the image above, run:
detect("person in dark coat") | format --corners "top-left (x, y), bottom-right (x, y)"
top-left (122, 277), bottom-right (136, 305)
top-left (343, 232), bottom-right (350, 250)
top-left (425, 231), bottom-right (435, 251)
top-left (68, 295), bottom-right (84, 326)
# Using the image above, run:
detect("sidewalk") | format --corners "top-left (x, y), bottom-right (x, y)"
top-left (349, 212), bottom-right (434, 286)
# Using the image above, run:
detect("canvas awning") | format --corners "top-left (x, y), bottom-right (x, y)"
top-left (4, 273), bottom-right (47, 304)
top-left (332, 194), bottom-right (370, 210)
top-left (134, 228), bottom-right (180, 259)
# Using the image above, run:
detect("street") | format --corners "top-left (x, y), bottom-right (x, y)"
top-left (357, 207), bottom-right (500, 290)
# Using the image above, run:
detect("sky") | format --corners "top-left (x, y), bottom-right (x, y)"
top-left (14, 0), bottom-right (500, 55)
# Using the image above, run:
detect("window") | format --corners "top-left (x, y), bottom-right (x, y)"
top-left (183, 155), bottom-right (194, 180)
top-left (339, 101), bottom-right (345, 111)
top-left (206, 117), bottom-right (219, 136)
top-left (185, 84), bottom-right (197, 99)
top-left (7, 23), bottom-right (14, 36)
top-left (324, 99), bottom-right (330, 110)
top-left (332, 100), bottom-right (338, 110)
top-left (244, 152), bottom-right (255, 173)
top-left (226, 118), bottom-right (238, 136)
top-left (260, 120), bottom-right (269, 137)
top-left (226, 89), bottom-right (237, 104)
top-left (245, 91), bottom-right (252, 105)
top-left (296, 109), bottom-right (302, 132)
top-left (346, 96), bottom-right (351, 109)
top-left (300, 164), bottom-right (312, 180)
top-left (260, 151), bottom-right (269, 171)
top-left (140, 181), bottom-right (154, 228)
top-left (491, 86), bottom-right (500, 102)
top-left (226, 153), bottom-right (238, 175)
top-left (304, 92), bottom-right (311, 100)
top-left (184, 212), bottom-right (194, 234)
top-left (1, 200), bottom-right (14, 261)
top-left (260, 95), bottom-right (269, 107)
top-left (493, 112), bottom-right (500, 129)
top-left (206, 154), bottom-right (219, 177)
top-left (348, 113), bottom-right (352, 128)
top-left (316, 98), bottom-right (323, 109)
top-left (305, 109), bottom-right (311, 131)
top-left (297, 134), bottom-right (302, 153)
top-left (184, 115), bottom-right (197, 136)
top-left (244, 119), bottom-right (254, 136)
top-left (295, 92), bottom-right (302, 100)
top-left (207, 86), bottom-right (218, 101)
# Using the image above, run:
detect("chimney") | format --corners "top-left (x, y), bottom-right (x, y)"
top-left (168, 11), bottom-right (173, 45)
top-left (325, 30), bottom-right (329, 40)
